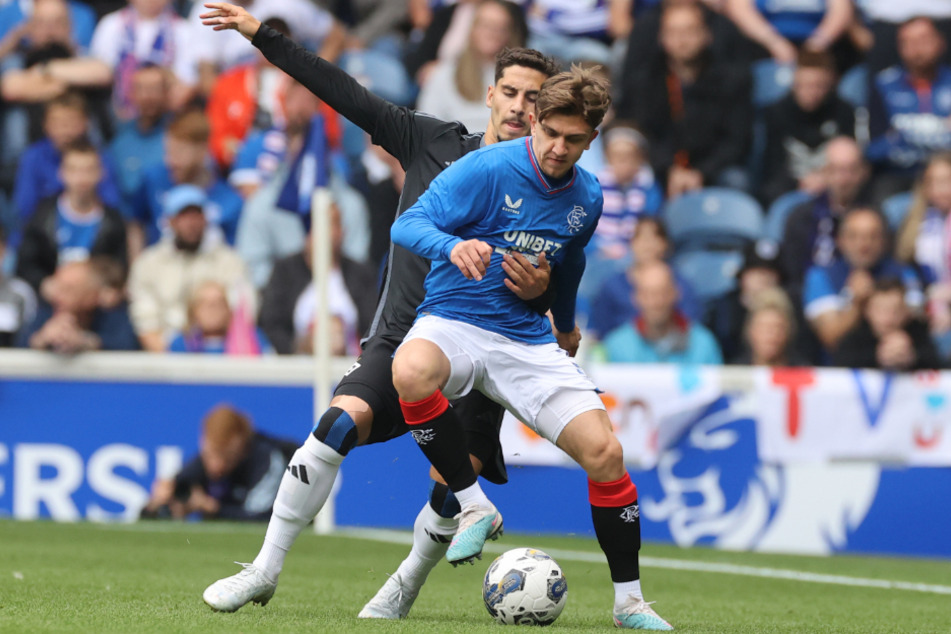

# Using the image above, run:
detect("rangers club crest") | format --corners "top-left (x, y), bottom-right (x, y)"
top-left (566, 205), bottom-right (586, 233)
top-left (620, 504), bottom-right (640, 523)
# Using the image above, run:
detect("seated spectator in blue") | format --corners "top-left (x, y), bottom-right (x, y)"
top-left (140, 404), bottom-right (297, 521)
top-left (0, 0), bottom-right (97, 53)
top-left (598, 260), bottom-right (723, 364)
top-left (730, 286), bottom-right (807, 366)
top-left (620, 1), bottom-right (752, 199)
top-left (725, 0), bottom-right (854, 66)
top-left (15, 139), bottom-right (127, 293)
top-left (832, 278), bottom-right (940, 370)
top-left (803, 207), bottom-right (924, 355)
top-left (131, 108), bottom-right (243, 250)
top-left (589, 121), bottom-right (663, 263)
top-left (586, 217), bottom-right (700, 341)
top-left (526, 0), bottom-right (614, 65)
top-left (705, 240), bottom-right (785, 362)
top-left (0, 226), bottom-right (37, 347)
top-left (867, 17), bottom-right (951, 203)
top-left (13, 92), bottom-right (122, 227)
top-left (168, 280), bottom-right (272, 355)
top-left (893, 152), bottom-right (951, 354)
top-left (0, 0), bottom-right (113, 179)
top-left (760, 49), bottom-right (855, 205)
top-left (17, 258), bottom-right (140, 352)
top-left (108, 64), bottom-right (171, 221)
top-left (780, 136), bottom-right (870, 295)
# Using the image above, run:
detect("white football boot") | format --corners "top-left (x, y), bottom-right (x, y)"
top-left (357, 573), bottom-right (420, 619)
top-left (202, 562), bottom-right (277, 612)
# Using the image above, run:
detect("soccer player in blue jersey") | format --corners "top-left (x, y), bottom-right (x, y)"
top-left (390, 67), bottom-right (673, 630)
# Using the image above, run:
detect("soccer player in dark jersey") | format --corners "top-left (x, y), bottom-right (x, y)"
top-left (198, 2), bottom-right (561, 619)
top-left (389, 68), bottom-right (672, 630)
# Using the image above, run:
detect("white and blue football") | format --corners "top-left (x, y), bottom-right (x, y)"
top-left (482, 548), bottom-right (568, 626)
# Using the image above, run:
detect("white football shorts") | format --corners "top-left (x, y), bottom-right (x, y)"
top-left (400, 314), bottom-right (605, 442)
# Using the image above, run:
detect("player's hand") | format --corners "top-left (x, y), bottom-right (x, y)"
top-left (555, 325), bottom-right (582, 357)
top-left (450, 239), bottom-right (493, 281)
top-left (503, 251), bottom-right (549, 300)
top-left (200, 2), bottom-right (262, 42)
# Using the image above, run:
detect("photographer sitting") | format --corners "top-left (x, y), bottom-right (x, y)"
top-left (142, 405), bottom-right (296, 521)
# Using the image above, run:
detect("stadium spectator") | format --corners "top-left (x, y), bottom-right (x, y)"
top-left (141, 404), bottom-right (297, 521)
top-left (0, 0), bottom-right (98, 54)
top-left (780, 136), bottom-right (870, 295)
top-left (127, 185), bottom-right (252, 352)
top-left (893, 153), bottom-right (951, 355)
top-left (17, 258), bottom-right (139, 352)
top-left (168, 280), bottom-right (272, 355)
top-left (619, 0), bottom-right (750, 106)
top-left (724, 0), bottom-right (853, 65)
top-left (0, 227), bottom-right (37, 347)
top-left (12, 92), bottom-right (123, 227)
top-left (803, 207), bottom-right (923, 355)
top-left (189, 0), bottom-right (344, 96)
top-left (259, 204), bottom-right (377, 355)
top-left (599, 260), bottom-right (722, 364)
top-left (16, 139), bottom-right (127, 293)
top-left (759, 49), bottom-right (855, 205)
top-left (867, 17), bottom-right (951, 203)
top-left (131, 109), bottom-right (243, 251)
top-left (585, 217), bottom-right (700, 341)
top-left (525, 0), bottom-right (614, 65)
top-left (324, 0), bottom-right (409, 51)
top-left (731, 286), bottom-right (804, 366)
top-left (90, 0), bottom-right (201, 119)
top-left (832, 278), bottom-right (940, 371)
top-left (587, 121), bottom-right (663, 266)
top-left (704, 240), bottom-right (784, 362)
top-left (0, 0), bottom-right (113, 177)
top-left (108, 64), bottom-right (171, 211)
top-left (862, 0), bottom-right (951, 78)
top-left (417, 0), bottom-right (525, 135)
top-left (621, 1), bottom-right (752, 198)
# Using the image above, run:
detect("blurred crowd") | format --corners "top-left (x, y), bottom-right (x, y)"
top-left (2, 0), bottom-right (951, 373)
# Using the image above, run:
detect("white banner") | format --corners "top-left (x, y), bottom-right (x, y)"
top-left (499, 365), bottom-right (951, 468)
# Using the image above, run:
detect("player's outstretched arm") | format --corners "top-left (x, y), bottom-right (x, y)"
top-left (200, 3), bottom-right (261, 42)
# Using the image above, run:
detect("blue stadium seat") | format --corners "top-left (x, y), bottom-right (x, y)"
top-left (672, 249), bottom-right (744, 304)
top-left (838, 64), bottom-right (868, 108)
top-left (764, 190), bottom-right (812, 242)
top-left (882, 191), bottom-right (913, 231)
top-left (664, 187), bottom-right (765, 250)
top-left (338, 49), bottom-right (415, 106)
top-left (752, 59), bottom-right (794, 109)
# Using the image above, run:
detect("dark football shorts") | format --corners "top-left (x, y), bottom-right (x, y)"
top-left (333, 335), bottom-right (508, 484)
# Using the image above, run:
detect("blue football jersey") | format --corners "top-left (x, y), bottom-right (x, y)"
top-left (392, 136), bottom-right (603, 344)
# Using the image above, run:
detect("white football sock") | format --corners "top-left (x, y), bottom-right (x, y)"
top-left (252, 434), bottom-right (343, 581)
top-left (453, 481), bottom-right (491, 509)
top-left (614, 579), bottom-right (643, 606)
top-left (393, 502), bottom-right (458, 586)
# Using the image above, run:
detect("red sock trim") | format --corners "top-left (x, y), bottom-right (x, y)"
top-left (588, 474), bottom-right (638, 507)
top-left (399, 391), bottom-right (449, 425)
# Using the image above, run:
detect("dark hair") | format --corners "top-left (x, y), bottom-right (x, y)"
top-left (495, 47), bottom-right (560, 82)
top-left (167, 107), bottom-right (211, 144)
top-left (633, 216), bottom-right (669, 242)
top-left (797, 48), bottom-right (836, 73)
top-left (535, 64), bottom-right (612, 129)
top-left (60, 137), bottom-right (99, 160)
top-left (45, 91), bottom-right (87, 117)
top-left (873, 277), bottom-right (906, 296)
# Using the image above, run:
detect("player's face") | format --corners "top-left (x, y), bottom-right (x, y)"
top-left (486, 66), bottom-right (547, 143)
top-left (530, 113), bottom-right (597, 179)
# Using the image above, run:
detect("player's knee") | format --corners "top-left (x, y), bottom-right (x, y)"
top-left (312, 407), bottom-right (359, 456)
top-left (392, 353), bottom-right (442, 400)
top-left (580, 436), bottom-right (624, 479)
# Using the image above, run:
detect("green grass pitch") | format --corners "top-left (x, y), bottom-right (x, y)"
top-left (2, 520), bottom-right (949, 633)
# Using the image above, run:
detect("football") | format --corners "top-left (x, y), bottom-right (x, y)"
top-left (482, 548), bottom-right (568, 626)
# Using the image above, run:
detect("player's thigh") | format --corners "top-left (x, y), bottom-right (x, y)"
top-left (398, 315), bottom-right (479, 400)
